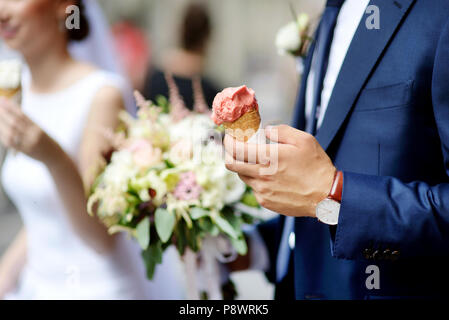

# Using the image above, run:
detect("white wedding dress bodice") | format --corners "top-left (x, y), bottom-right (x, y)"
top-left (1, 70), bottom-right (184, 300)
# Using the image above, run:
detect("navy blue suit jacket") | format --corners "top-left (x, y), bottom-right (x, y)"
top-left (260, 0), bottom-right (449, 299)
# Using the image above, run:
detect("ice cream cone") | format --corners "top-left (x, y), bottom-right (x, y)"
top-left (0, 87), bottom-right (21, 99)
top-left (223, 109), bottom-right (261, 142)
top-left (0, 59), bottom-right (23, 105)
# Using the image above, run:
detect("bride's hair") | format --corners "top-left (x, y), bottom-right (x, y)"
top-left (67, 0), bottom-right (90, 42)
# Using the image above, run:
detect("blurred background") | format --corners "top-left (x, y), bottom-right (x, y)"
top-left (0, 0), bottom-right (325, 299)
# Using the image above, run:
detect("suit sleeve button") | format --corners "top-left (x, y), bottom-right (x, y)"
top-left (363, 248), bottom-right (373, 260)
top-left (391, 250), bottom-right (400, 261)
top-left (382, 249), bottom-right (391, 259)
top-left (372, 250), bottom-right (381, 261)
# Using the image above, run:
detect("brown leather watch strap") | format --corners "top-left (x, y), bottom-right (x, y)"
top-left (329, 171), bottom-right (343, 203)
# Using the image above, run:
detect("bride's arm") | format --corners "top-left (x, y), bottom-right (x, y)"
top-left (0, 228), bottom-right (27, 299)
top-left (43, 132), bottom-right (115, 253)
top-left (0, 88), bottom-right (124, 254)
top-left (79, 86), bottom-right (124, 189)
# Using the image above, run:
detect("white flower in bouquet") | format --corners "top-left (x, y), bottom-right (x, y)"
top-left (198, 172), bottom-right (246, 209)
top-left (195, 162), bottom-right (220, 188)
top-left (121, 109), bottom-right (170, 150)
top-left (130, 170), bottom-right (168, 205)
top-left (169, 116), bottom-right (193, 142)
top-left (193, 140), bottom-right (223, 166)
top-left (223, 172), bottom-right (247, 204)
top-left (194, 157), bottom-right (227, 209)
top-left (195, 154), bottom-right (246, 209)
top-left (87, 183), bottom-right (129, 227)
top-left (168, 138), bottom-right (193, 165)
top-left (100, 191), bottom-right (128, 220)
top-left (102, 150), bottom-right (137, 191)
top-left (129, 122), bottom-right (169, 150)
top-left (87, 151), bottom-right (137, 226)
top-left (170, 114), bottom-right (215, 144)
top-left (191, 113), bottom-right (216, 132)
top-left (127, 120), bottom-right (151, 139)
top-left (201, 187), bottom-right (224, 209)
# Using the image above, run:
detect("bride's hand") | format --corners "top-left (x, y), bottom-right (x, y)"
top-left (0, 97), bottom-right (57, 163)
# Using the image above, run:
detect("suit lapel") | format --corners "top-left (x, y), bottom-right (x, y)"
top-left (315, 0), bottom-right (416, 151)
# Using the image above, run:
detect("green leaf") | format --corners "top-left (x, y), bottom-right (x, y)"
top-left (155, 95), bottom-right (170, 113)
top-left (210, 225), bottom-right (220, 237)
top-left (174, 221), bottom-right (187, 256)
top-left (164, 159), bottom-right (175, 169)
top-left (126, 193), bottom-right (140, 206)
top-left (223, 210), bottom-right (241, 230)
top-left (198, 217), bottom-right (219, 236)
top-left (231, 236), bottom-right (248, 255)
top-left (241, 192), bottom-right (259, 208)
top-left (136, 217), bottom-right (150, 250)
top-left (216, 125), bottom-right (225, 133)
top-left (215, 216), bottom-right (238, 239)
top-left (186, 223), bottom-right (201, 252)
top-left (190, 208), bottom-right (210, 220)
top-left (197, 217), bottom-right (215, 233)
top-left (155, 208), bottom-right (176, 243)
top-left (141, 241), bottom-right (163, 279)
top-left (162, 171), bottom-right (179, 191)
top-left (241, 213), bottom-right (256, 225)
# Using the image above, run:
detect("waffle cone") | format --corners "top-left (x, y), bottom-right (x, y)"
top-left (223, 109), bottom-right (261, 142)
top-left (0, 87), bottom-right (20, 99)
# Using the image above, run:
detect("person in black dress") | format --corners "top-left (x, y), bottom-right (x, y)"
top-left (143, 2), bottom-right (219, 110)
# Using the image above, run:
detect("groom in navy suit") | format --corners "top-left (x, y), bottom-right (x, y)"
top-left (225, 0), bottom-right (449, 299)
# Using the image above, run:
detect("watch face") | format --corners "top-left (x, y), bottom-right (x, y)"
top-left (316, 198), bottom-right (341, 225)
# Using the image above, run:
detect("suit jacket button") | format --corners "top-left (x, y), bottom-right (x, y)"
top-left (363, 248), bottom-right (373, 260)
top-left (391, 250), bottom-right (400, 261)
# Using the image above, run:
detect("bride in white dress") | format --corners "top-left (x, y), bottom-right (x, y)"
top-left (0, 0), bottom-right (183, 299)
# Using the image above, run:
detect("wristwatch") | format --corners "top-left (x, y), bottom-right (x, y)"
top-left (316, 170), bottom-right (343, 225)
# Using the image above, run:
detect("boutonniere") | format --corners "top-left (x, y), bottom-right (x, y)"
top-left (275, 4), bottom-right (313, 59)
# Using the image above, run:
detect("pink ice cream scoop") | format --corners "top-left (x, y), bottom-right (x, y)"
top-left (211, 85), bottom-right (259, 125)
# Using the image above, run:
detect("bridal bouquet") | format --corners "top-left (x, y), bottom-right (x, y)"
top-left (87, 74), bottom-right (259, 298)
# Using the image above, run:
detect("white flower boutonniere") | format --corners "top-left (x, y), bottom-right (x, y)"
top-left (275, 7), bottom-right (312, 59)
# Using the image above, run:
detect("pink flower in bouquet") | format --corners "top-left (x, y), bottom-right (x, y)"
top-left (174, 172), bottom-right (202, 201)
top-left (165, 72), bottom-right (191, 122)
top-left (125, 139), bottom-right (162, 169)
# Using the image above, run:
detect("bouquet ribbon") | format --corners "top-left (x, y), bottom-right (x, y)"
top-left (183, 236), bottom-right (237, 300)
